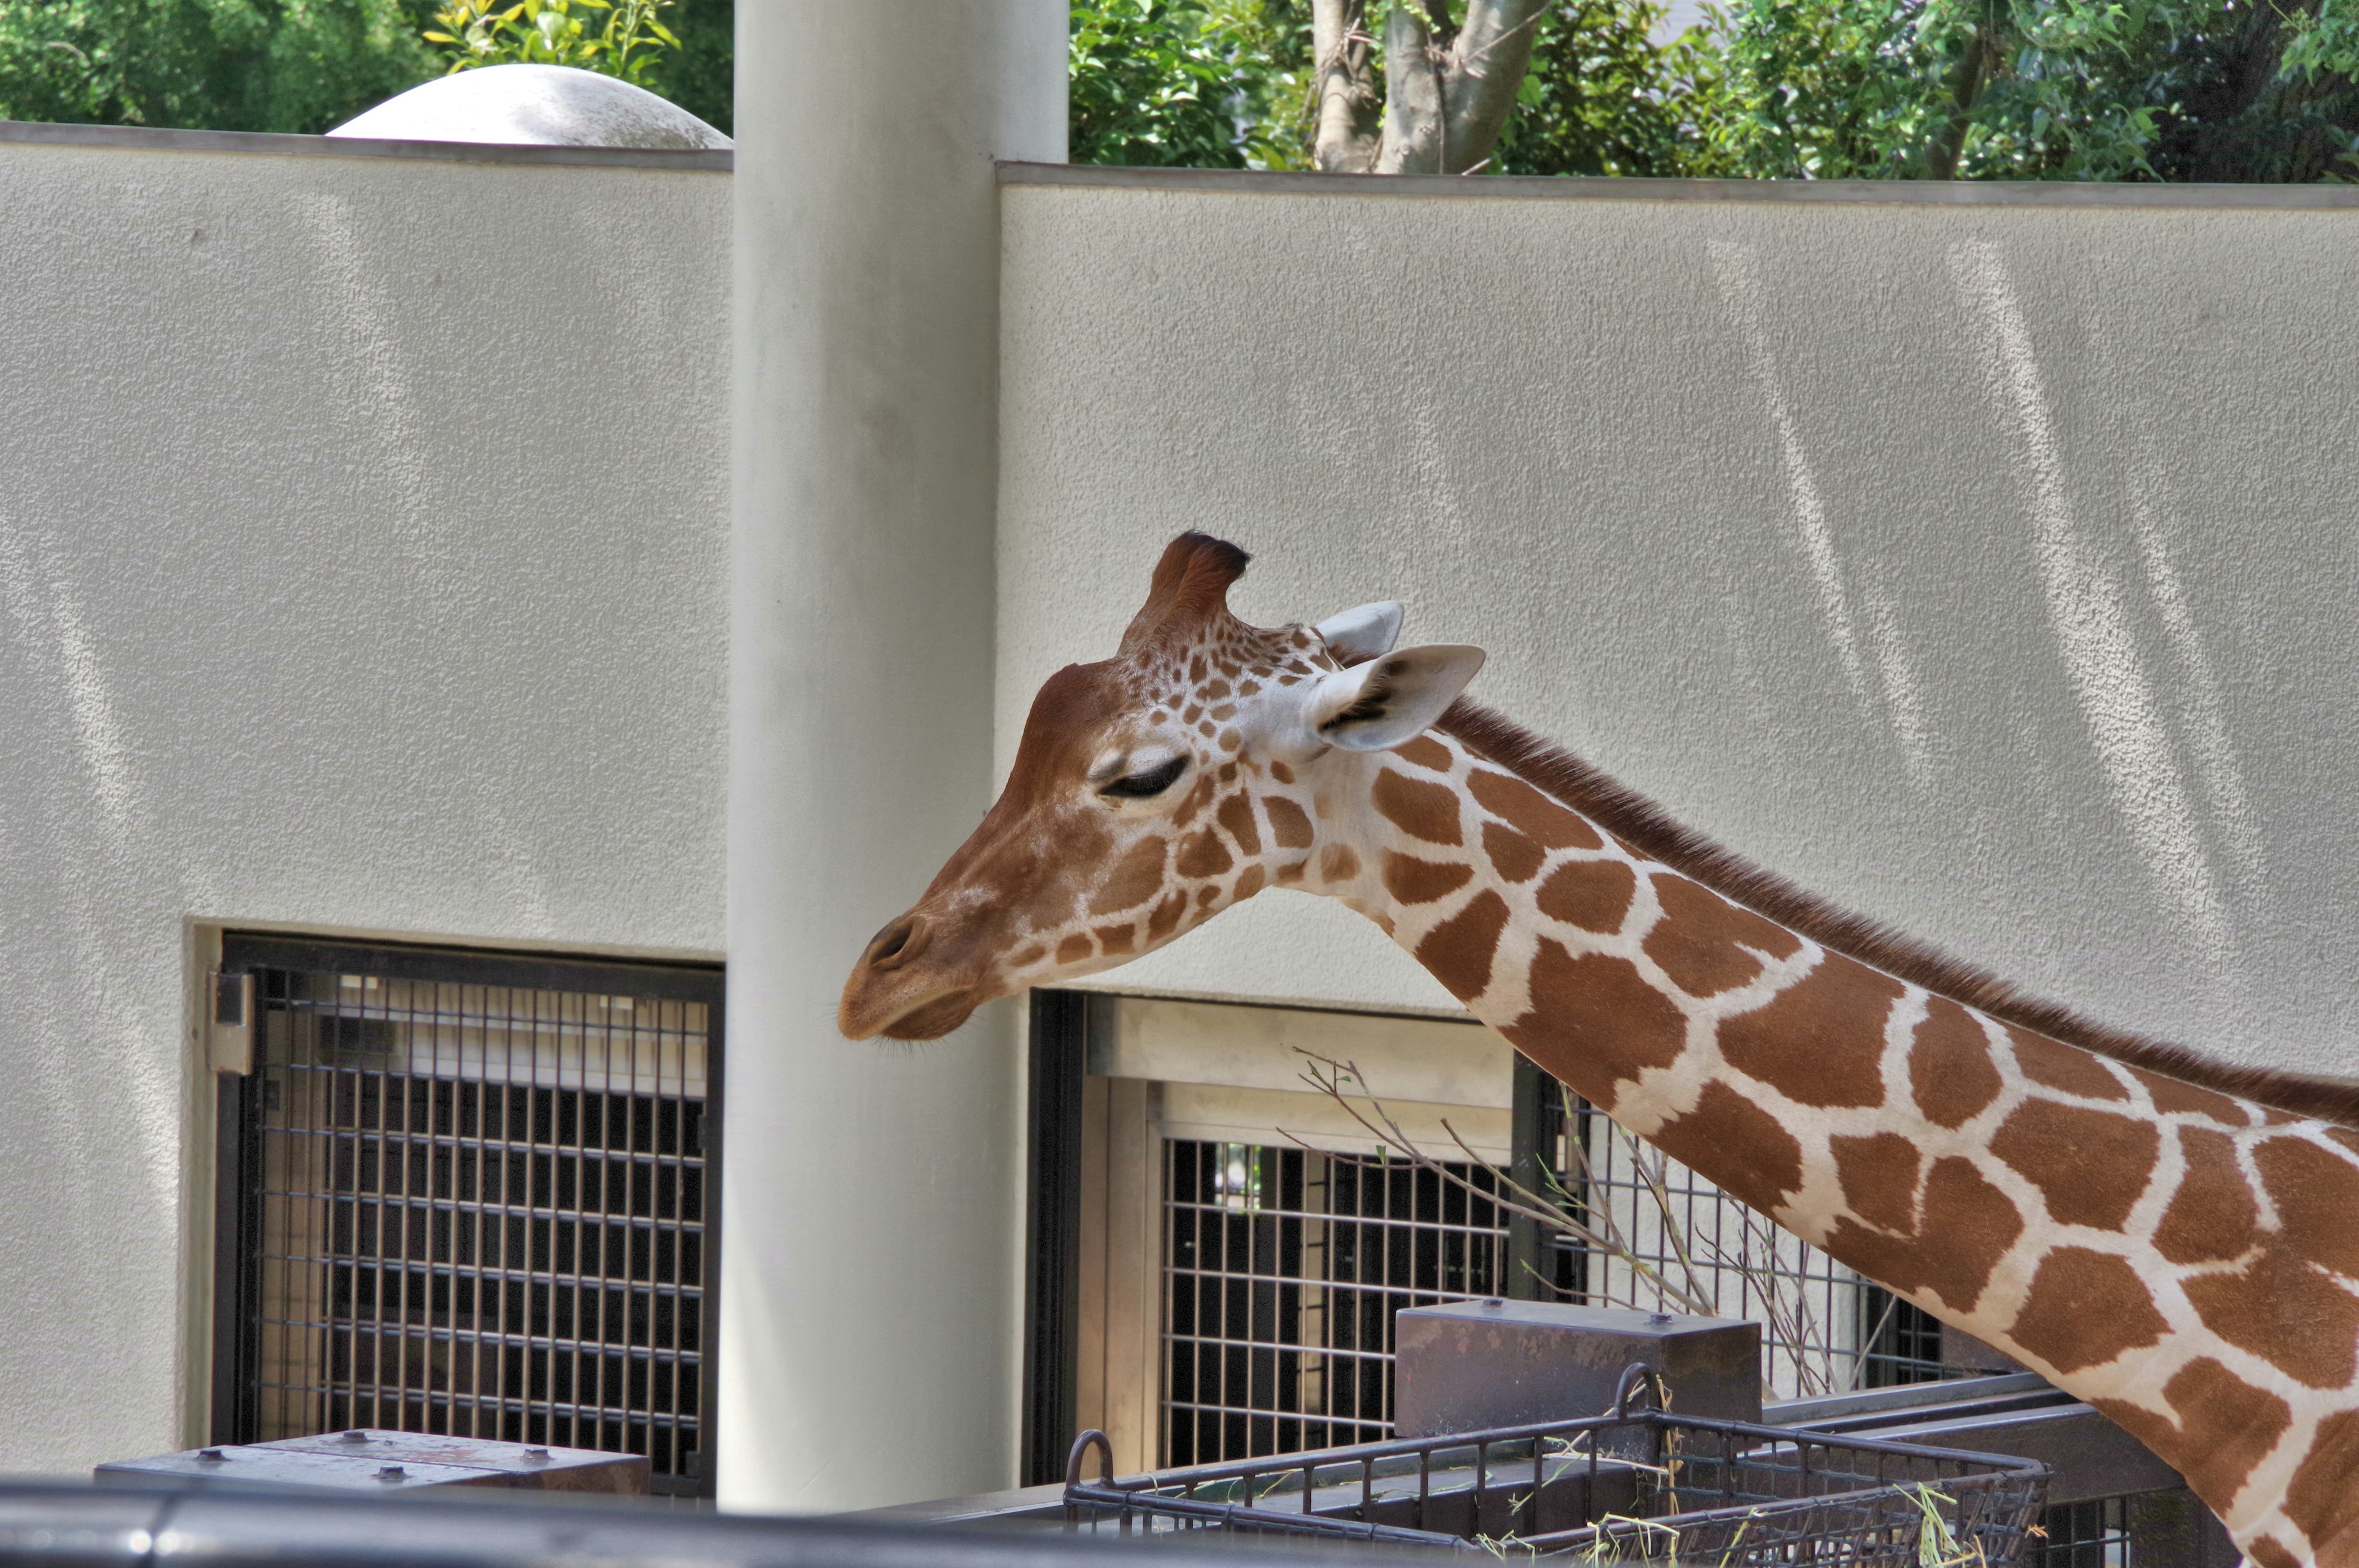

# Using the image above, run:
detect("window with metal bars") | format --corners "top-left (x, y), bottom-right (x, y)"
top-left (1162, 1141), bottom-right (1511, 1465)
top-left (213, 937), bottom-right (722, 1496)
top-left (1148, 1066), bottom-right (1950, 1468)
top-left (1517, 1069), bottom-right (1950, 1397)
top-left (2032, 1497), bottom-right (2132, 1568)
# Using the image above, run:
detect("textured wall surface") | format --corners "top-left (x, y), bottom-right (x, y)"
top-left (0, 138), bottom-right (728, 1472)
top-left (999, 178), bottom-right (2359, 1076)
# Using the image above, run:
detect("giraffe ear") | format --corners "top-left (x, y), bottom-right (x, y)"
top-left (1307, 645), bottom-right (1487, 752)
top-left (1313, 601), bottom-right (1404, 664)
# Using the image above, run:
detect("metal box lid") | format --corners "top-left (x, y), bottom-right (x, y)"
top-left (95, 1430), bottom-right (649, 1494)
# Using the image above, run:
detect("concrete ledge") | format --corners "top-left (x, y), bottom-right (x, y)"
top-left (1000, 159), bottom-right (2359, 209)
top-left (0, 117), bottom-right (730, 170)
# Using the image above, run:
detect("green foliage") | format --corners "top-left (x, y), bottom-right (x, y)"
top-left (1074, 0), bottom-right (2359, 181)
top-left (1070, 0), bottom-right (1312, 168)
top-left (1495, 0), bottom-right (1727, 175)
top-left (425, 0), bottom-right (676, 85)
top-left (0, 0), bottom-right (442, 132)
top-left (1699, 0), bottom-right (2359, 179)
top-left (649, 0), bottom-right (727, 132)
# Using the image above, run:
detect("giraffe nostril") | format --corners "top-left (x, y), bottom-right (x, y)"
top-left (868, 916), bottom-right (925, 970)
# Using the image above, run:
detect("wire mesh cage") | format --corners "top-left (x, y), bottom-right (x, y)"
top-left (1070, 1368), bottom-right (2049, 1566)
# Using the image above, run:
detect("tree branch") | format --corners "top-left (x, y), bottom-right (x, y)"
top-left (1377, 0), bottom-right (1550, 174)
top-left (1312, 0), bottom-right (1382, 172)
top-left (1924, 25), bottom-right (1992, 179)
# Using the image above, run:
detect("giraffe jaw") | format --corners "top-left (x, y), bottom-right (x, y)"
top-left (839, 971), bottom-right (992, 1042)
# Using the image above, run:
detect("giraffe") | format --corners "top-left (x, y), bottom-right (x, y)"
top-left (839, 532), bottom-right (2359, 1564)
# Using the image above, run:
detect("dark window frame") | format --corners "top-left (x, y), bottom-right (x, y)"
top-left (211, 933), bottom-right (724, 1496)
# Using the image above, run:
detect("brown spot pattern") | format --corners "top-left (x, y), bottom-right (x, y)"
top-left (1468, 769), bottom-right (1603, 849)
top-left (2285, 1411), bottom-right (2359, 1556)
top-left (1373, 769), bottom-right (1463, 845)
top-left (1089, 836), bottom-right (1168, 915)
top-left (2009, 1247), bottom-right (2169, 1373)
top-left (1718, 954), bottom-right (1901, 1109)
top-left (2245, 1539), bottom-right (2301, 1568)
top-left (1645, 873), bottom-right (1802, 998)
top-left (1535, 859), bottom-right (1636, 933)
top-left (1009, 944), bottom-right (1046, 968)
top-left (1824, 1156), bottom-right (2023, 1314)
top-left (2092, 1358), bottom-right (2290, 1519)
top-left (1093, 924), bottom-right (1136, 956)
top-left (1318, 844), bottom-right (1361, 883)
top-left (1833, 1133), bottom-right (1923, 1233)
top-left (2129, 1066), bottom-right (2250, 1123)
top-left (2152, 1126), bottom-right (2261, 1265)
top-left (1382, 854), bottom-right (1474, 905)
top-left (1263, 795), bottom-right (1315, 849)
top-left (1146, 892), bottom-right (1186, 942)
top-left (1482, 823), bottom-right (1544, 884)
top-left (1216, 792), bottom-right (1262, 855)
top-left (1393, 735), bottom-right (1453, 771)
top-left (2256, 1135), bottom-right (2359, 1277)
top-left (1232, 865), bottom-right (1266, 900)
top-left (1171, 775), bottom-right (1213, 830)
top-left (1651, 1080), bottom-right (1807, 1208)
top-left (1176, 829), bottom-right (1233, 878)
top-left (2184, 1241), bottom-right (2359, 1388)
top-left (1909, 997), bottom-right (2003, 1129)
top-left (1990, 1100), bottom-right (2160, 1231)
top-left (2010, 1028), bottom-right (2129, 1101)
top-left (1416, 891), bottom-right (1510, 1002)
top-left (1506, 943), bottom-right (1688, 1109)
top-left (1055, 934), bottom-right (1093, 965)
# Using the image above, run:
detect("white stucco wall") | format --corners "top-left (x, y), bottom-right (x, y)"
top-left (0, 131), bottom-right (727, 1473)
top-left (998, 172), bottom-right (2359, 1079)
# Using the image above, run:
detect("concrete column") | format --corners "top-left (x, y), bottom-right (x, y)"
top-left (724, 4), bottom-right (1066, 1513)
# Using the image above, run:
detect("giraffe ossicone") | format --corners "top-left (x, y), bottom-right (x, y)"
top-left (838, 532), bottom-right (2359, 1565)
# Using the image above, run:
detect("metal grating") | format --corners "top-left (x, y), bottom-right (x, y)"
top-left (1162, 1141), bottom-right (1511, 1465)
top-left (1157, 1080), bottom-right (1949, 1466)
top-left (2033, 1496), bottom-right (2132, 1568)
top-left (217, 941), bottom-right (721, 1494)
top-left (1525, 1080), bottom-right (1950, 1397)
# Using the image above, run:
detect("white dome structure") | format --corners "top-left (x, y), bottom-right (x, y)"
top-left (329, 63), bottom-right (729, 149)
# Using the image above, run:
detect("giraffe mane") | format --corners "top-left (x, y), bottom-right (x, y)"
top-left (1438, 699), bottom-right (2359, 1128)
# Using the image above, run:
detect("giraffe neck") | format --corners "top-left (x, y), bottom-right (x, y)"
top-left (1297, 725), bottom-right (2359, 1560)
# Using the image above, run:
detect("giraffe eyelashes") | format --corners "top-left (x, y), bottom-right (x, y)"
top-left (1100, 755), bottom-right (1189, 799)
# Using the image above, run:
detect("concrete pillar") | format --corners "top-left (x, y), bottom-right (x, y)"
top-left (724, 3), bottom-right (1066, 1513)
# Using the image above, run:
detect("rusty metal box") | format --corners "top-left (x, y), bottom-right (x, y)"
top-left (1393, 1299), bottom-right (1761, 1435)
top-left (95, 1430), bottom-right (649, 1494)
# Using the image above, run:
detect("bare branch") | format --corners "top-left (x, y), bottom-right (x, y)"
top-left (1312, 0), bottom-right (1382, 173)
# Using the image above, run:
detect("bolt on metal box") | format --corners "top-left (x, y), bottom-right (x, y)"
top-left (95, 1430), bottom-right (649, 1494)
top-left (1393, 1299), bottom-right (1762, 1435)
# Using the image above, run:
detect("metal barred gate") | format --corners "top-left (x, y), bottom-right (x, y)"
top-left (213, 937), bottom-right (722, 1496)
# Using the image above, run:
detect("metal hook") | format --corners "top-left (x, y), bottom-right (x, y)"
top-left (1612, 1362), bottom-right (1666, 1418)
top-left (1065, 1429), bottom-right (1116, 1489)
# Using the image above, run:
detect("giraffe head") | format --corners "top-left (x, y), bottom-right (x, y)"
top-left (839, 533), bottom-right (1485, 1040)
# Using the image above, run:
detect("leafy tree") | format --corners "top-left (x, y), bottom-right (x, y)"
top-left (1699, 0), bottom-right (2359, 179)
top-left (0, 0), bottom-right (442, 132)
top-left (425, 0), bottom-right (676, 87)
top-left (1072, 0), bottom-right (2359, 180)
top-left (1071, 0), bottom-right (1312, 166)
top-left (1493, 0), bottom-right (1724, 174)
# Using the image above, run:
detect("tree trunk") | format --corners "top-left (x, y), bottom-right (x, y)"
top-left (1924, 26), bottom-right (1993, 179)
top-left (1374, 0), bottom-right (1549, 174)
top-left (1312, 0), bottom-right (1382, 172)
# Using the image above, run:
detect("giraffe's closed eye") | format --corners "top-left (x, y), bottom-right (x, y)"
top-left (1101, 756), bottom-right (1187, 798)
